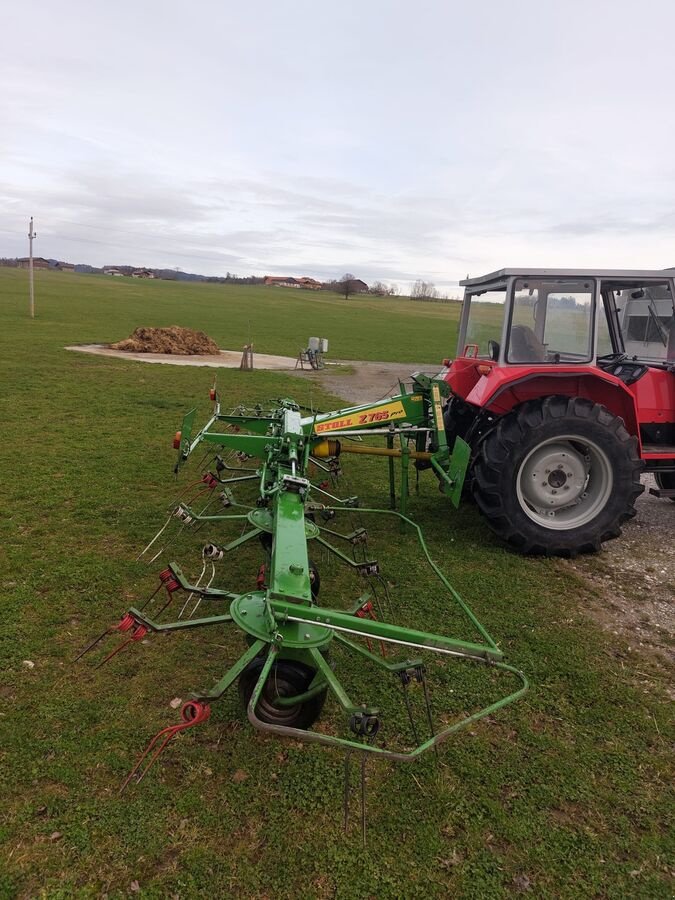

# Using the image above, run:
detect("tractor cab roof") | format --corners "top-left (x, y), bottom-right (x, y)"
top-left (460, 268), bottom-right (675, 290)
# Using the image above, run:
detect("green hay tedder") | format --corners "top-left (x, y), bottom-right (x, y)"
top-left (77, 372), bottom-right (527, 826)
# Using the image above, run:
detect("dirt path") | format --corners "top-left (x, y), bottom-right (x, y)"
top-left (66, 343), bottom-right (441, 404)
top-left (66, 343), bottom-right (300, 370)
top-left (293, 359), bottom-right (441, 406)
top-left (565, 476), bottom-right (674, 667)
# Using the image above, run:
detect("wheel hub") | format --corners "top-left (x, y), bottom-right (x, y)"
top-left (520, 442), bottom-right (588, 511)
top-left (229, 591), bottom-right (332, 649)
top-left (516, 435), bottom-right (614, 530)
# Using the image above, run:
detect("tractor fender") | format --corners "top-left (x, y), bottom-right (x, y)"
top-left (463, 368), bottom-right (641, 447)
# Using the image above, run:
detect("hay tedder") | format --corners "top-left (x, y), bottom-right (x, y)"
top-left (77, 372), bottom-right (527, 821)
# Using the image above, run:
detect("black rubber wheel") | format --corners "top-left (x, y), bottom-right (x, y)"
top-left (655, 472), bottom-right (675, 501)
top-left (238, 658), bottom-right (327, 729)
top-left (443, 398), bottom-right (477, 501)
top-left (308, 559), bottom-right (320, 599)
top-left (472, 396), bottom-right (644, 556)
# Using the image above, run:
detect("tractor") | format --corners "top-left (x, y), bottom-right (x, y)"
top-left (440, 268), bottom-right (675, 556)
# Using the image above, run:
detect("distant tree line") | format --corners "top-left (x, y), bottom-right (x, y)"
top-left (204, 272), bottom-right (265, 285)
top-left (409, 279), bottom-right (460, 303)
top-left (0, 256), bottom-right (458, 301)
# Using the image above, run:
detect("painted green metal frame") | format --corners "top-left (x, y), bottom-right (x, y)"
top-left (128, 374), bottom-right (527, 759)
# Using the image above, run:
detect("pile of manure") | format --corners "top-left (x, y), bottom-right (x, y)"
top-left (111, 326), bottom-right (220, 355)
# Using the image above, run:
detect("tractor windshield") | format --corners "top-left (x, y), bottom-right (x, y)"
top-left (464, 288), bottom-right (506, 359)
top-left (507, 279), bottom-right (594, 364)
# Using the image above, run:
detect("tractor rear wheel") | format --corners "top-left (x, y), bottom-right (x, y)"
top-left (239, 658), bottom-right (327, 729)
top-left (654, 472), bottom-right (675, 501)
top-left (472, 396), bottom-right (643, 556)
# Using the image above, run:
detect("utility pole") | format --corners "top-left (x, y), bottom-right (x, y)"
top-left (28, 216), bottom-right (37, 318)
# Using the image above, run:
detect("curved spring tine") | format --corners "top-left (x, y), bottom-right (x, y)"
top-left (136, 515), bottom-right (172, 561)
top-left (179, 556), bottom-right (207, 619)
top-left (94, 636), bottom-right (135, 669)
top-left (188, 562), bottom-right (215, 619)
top-left (147, 520), bottom-right (189, 565)
top-left (119, 702), bottom-right (211, 793)
top-left (72, 627), bottom-right (112, 663)
top-left (374, 574), bottom-right (394, 615)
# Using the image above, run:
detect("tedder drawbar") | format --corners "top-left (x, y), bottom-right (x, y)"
top-left (77, 372), bottom-right (527, 829)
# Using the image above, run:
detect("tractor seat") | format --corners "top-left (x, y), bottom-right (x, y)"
top-left (509, 325), bottom-right (547, 363)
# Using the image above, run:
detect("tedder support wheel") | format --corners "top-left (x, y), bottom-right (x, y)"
top-left (655, 472), bottom-right (675, 501)
top-left (239, 658), bottom-right (327, 729)
top-left (472, 396), bottom-right (644, 556)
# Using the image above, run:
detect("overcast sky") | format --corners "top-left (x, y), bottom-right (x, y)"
top-left (2, 0), bottom-right (675, 292)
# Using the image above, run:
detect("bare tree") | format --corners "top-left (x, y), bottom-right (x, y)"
top-left (369, 281), bottom-right (399, 297)
top-left (410, 279), bottom-right (439, 301)
top-left (339, 273), bottom-right (356, 300)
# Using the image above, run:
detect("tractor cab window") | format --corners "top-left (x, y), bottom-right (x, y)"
top-left (614, 283), bottom-right (675, 363)
top-left (507, 280), bottom-right (594, 364)
top-left (464, 288), bottom-right (506, 359)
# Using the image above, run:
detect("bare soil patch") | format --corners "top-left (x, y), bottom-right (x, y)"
top-left (111, 326), bottom-right (220, 355)
top-left (66, 344), bottom-right (440, 385)
top-left (564, 475), bottom-right (674, 669)
top-left (298, 360), bottom-right (440, 406)
top-left (67, 343), bottom-right (299, 370)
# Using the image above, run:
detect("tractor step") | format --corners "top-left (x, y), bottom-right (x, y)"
top-left (649, 486), bottom-right (675, 498)
top-left (643, 444), bottom-right (675, 455)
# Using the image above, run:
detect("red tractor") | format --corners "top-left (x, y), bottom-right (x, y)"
top-left (441, 268), bottom-right (675, 556)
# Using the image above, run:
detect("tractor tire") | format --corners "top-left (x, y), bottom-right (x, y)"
top-left (472, 396), bottom-right (644, 556)
top-left (654, 472), bottom-right (675, 501)
top-left (239, 658), bottom-right (327, 729)
top-left (308, 559), bottom-right (321, 598)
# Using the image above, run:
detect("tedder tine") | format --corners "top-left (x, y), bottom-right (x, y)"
top-left (120, 701), bottom-right (211, 792)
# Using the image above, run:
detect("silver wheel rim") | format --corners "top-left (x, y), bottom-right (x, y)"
top-left (515, 435), bottom-right (613, 530)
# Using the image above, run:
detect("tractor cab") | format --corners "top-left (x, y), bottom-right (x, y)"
top-left (455, 267), bottom-right (675, 369)
top-left (441, 268), bottom-right (675, 557)
top-left (458, 271), bottom-right (598, 366)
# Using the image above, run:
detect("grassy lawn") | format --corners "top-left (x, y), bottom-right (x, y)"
top-left (0, 269), bottom-right (672, 898)
top-left (0, 268), bottom-right (460, 364)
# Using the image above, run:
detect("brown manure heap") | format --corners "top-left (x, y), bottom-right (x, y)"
top-left (111, 326), bottom-right (220, 355)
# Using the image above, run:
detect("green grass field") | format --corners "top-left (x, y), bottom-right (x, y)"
top-left (0, 269), bottom-right (672, 898)
top-left (0, 268), bottom-right (461, 364)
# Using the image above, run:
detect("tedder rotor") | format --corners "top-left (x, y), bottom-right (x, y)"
top-left (77, 373), bottom-right (527, 829)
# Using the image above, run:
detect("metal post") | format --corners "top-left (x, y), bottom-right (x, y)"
top-left (387, 431), bottom-right (396, 509)
top-left (28, 216), bottom-right (36, 319)
top-left (399, 442), bottom-right (410, 527)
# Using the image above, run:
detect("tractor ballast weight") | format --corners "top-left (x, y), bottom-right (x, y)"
top-left (440, 268), bottom-right (675, 556)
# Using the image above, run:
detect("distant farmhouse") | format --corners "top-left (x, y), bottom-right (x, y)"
top-left (264, 275), bottom-right (322, 290)
top-left (345, 278), bottom-right (368, 293)
top-left (17, 257), bottom-right (74, 271)
top-left (131, 268), bottom-right (156, 279)
top-left (17, 257), bottom-right (51, 270)
top-left (103, 266), bottom-right (125, 276)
